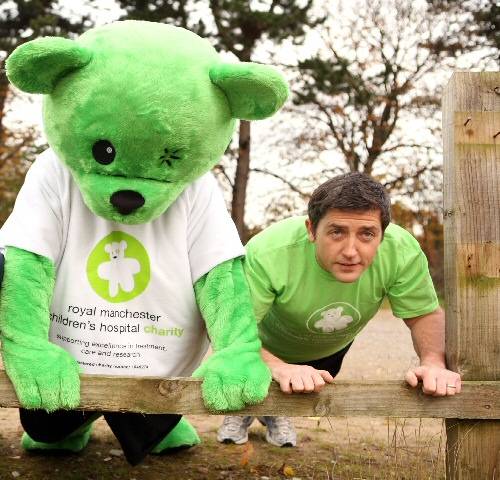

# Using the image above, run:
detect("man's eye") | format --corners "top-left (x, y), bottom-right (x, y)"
top-left (361, 231), bottom-right (375, 239)
top-left (331, 230), bottom-right (343, 237)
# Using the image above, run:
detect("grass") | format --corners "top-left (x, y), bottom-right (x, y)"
top-left (0, 414), bottom-right (446, 479)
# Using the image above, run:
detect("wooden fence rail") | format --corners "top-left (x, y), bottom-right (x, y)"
top-left (0, 372), bottom-right (498, 419)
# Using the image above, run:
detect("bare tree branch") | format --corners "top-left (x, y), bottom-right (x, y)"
top-left (251, 168), bottom-right (308, 198)
top-left (213, 163), bottom-right (234, 188)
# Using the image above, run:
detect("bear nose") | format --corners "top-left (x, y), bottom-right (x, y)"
top-left (110, 190), bottom-right (145, 215)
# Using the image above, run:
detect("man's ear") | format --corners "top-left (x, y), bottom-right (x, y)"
top-left (6, 37), bottom-right (92, 94)
top-left (305, 218), bottom-right (315, 242)
top-left (210, 62), bottom-right (288, 120)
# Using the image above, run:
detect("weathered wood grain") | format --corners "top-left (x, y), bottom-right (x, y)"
top-left (0, 371), bottom-right (497, 419)
top-left (443, 71), bottom-right (500, 480)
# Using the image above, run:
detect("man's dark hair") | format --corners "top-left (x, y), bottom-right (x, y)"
top-left (307, 172), bottom-right (391, 232)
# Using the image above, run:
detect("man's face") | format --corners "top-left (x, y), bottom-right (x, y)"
top-left (306, 209), bottom-right (383, 283)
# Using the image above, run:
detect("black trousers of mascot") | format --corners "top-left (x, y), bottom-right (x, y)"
top-left (0, 250), bottom-right (182, 466)
top-left (19, 408), bottom-right (182, 465)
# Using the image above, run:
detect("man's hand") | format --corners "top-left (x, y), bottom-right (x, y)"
top-left (405, 364), bottom-right (462, 396)
top-left (404, 308), bottom-right (461, 396)
top-left (269, 361), bottom-right (334, 394)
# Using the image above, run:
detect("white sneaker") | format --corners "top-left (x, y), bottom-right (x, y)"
top-left (217, 416), bottom-right (255, 444)
top-left (259, 416), bottom-right (297, 447)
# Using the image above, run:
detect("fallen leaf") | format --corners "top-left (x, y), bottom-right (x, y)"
top-left (278, 463), bottom-right (296, 477)
top-left (240, 442), bottom-right (254, 466)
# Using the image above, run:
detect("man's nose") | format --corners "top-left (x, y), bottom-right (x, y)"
top-left (342, 236), bottom-right (358, 257)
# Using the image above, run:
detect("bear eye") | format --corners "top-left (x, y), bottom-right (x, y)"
top-left (92, 140), bottom-right (116, 165)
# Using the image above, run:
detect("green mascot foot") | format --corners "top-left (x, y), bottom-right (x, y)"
top-left (151, 417), bottom-right (201, 454)
top-left (21, 422), bottom-right (93, 453)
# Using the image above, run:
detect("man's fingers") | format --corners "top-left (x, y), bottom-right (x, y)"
top-left (445, 383), bottom-right (456, 396)
top-left (290, 375), bottom-right (305, 393)
top-left (319, 370), bottom-right (335, 383)
top-left (450, 373), bottom-right (462, 394)
top-left (311, 372), bottom-right (326, 392)
top-left (302, 375), bottom-right (316, 393)
top-left (445, 374), bottom-right (462, 396)
top-left (434, 377), bottom-right (448, 397)
top-left (279, 377), bottom-right (293, 394)
top-left (422, 373), bottom-right (437, 395)
top-left (406, 366), bottom-right (462, 396)
top-left (405, 369), bottom-right (419, 387)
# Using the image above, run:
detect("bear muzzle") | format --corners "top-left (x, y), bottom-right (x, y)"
top-left (110, 190), bottom-right (145, 215)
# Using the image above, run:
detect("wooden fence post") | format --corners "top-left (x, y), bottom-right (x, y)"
top-left (443, 72), bottom-right (500, 479)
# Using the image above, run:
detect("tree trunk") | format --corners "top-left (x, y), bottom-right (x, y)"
top-left (0, 75), bottom-right (9, 133)
top-left (231, 120), bottom-right (251, 241)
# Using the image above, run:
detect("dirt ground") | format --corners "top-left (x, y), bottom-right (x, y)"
top-left (0, 310), bottom-right (446, 479)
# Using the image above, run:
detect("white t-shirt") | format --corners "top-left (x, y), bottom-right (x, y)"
top-left (0, 149), bottom-right (244, 377)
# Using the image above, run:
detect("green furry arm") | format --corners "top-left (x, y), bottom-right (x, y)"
top-left (0, 246), bottom-right (80, 411)
top-left (193, 257), bottom-right (271, 411)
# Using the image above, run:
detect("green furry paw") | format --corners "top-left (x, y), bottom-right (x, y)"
top-left (21, 422), bottom-right (93, 453)
top-left (151, 417), bottom-right (200, 454)
top-left (194, 350), bottom-right (271, 411)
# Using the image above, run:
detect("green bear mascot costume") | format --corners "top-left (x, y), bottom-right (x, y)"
top-left (0, 21), bottom-right (288, 465)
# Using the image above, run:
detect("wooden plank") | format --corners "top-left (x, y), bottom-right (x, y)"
top-left (443, 71), bottom-right (500, 479)
top-left (446, 420), bottom-right (500, 480)
top-left (0, 372), bottom-right (498, 419)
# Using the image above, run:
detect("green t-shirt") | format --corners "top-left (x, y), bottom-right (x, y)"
top-left (244, 216), bottom-right (439, 363)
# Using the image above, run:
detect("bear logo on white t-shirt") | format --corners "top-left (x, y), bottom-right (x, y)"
top-left (314, 307), bottom-right (353, 332)
top-left (97, 241), bottom-right (141, 298)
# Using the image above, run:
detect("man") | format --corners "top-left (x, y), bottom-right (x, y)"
top-left (217, 172), bottom-right (461, 447)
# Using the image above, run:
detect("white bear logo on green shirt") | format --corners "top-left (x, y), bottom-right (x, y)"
top-left (306, 302), bottom-right (360, 334)
top-left (314, 307), bottom-right (353, 332)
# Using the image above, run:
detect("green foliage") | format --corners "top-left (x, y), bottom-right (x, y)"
top-left (296, 56), bottom-right (374, 107)
top-left (206, 0), bottom-right (324, 60)
top-left (0, 0), bottom-right (92, 61)
top-left (426, 0), bottom-right (499, 51)
top-left (117, 0), bottom-right (192, 26)
top-left (116, 0), bottom-right (324, 60)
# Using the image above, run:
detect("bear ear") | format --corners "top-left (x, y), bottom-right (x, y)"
top-left (120, 241), bottom-right (127, 250)
top-left (6, 37), bottom-right (92, 94)
top-left (104, 244), bottom-right (112, 254)
top-left (209, 62), bottom-right (288, 120)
